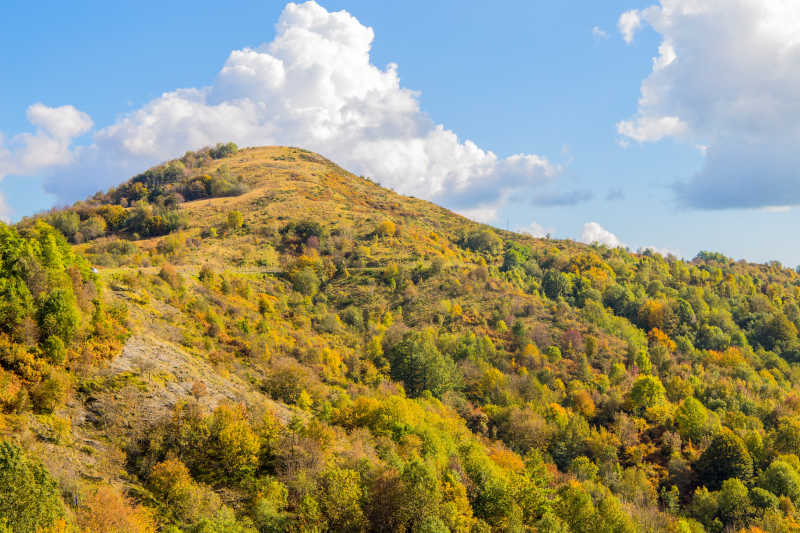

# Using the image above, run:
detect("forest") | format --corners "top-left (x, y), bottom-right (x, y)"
top-left (2, 144), bottom-right (800, 532)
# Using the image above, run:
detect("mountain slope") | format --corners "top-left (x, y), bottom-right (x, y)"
top-left (2, 145), bottom-right (800, 532)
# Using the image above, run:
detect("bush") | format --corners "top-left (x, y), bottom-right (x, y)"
top-left (377, 219), bottom-right (396, 237)
top-left (461, 230), bottom-right (502, 255)
top-left (291, 268), bottom-right (320, 296)
top-left (31, 373), bottom-right (69, 414)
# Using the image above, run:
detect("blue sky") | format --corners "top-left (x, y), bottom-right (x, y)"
top-left (2, 1), bottom-right (800, 265)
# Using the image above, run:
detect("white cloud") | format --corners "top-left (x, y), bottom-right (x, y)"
top-left (618, 10), bottom-right (642, 44)
top-left (580, 221), bottom-right (623, 248)
top-left (0, 103), bottom-right (92, 218)
top-left (592, 26), bottom-right (609, 40)
top-left (3, 1), bottom-right (558, 212)
top-left (638, 245), bottom-right (681, 258)
top-left (616, 115), bottom-right (688, 142)
top-left (618, 1), bottom-right (800, 209)
top-left (518, 220), bottom-right (552, 238)
top-left (0, 104), bottom-right (92, 178)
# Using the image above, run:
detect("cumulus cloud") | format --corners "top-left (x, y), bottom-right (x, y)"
top-left (617, 1), bottom-right (800, 209)
top-left (518, 220), bottom-right (552, 238)
top-left (618, 10), bottom-right (642, 44)
top-left (616, 115), bottom-right (687, 143)
top-left (0, 103), bottom-right (93, 218)
top-left (580, 221), bottom-right (623, 248)
top-left (0, 104), bottom-right (91, 178)
top-left (4, 1), bottom-right (558, 216)
top-left (638, 245), bottom-right (681, 258)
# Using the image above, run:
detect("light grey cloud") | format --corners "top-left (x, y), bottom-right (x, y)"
top-left (618, 1), bottom-right (800, 209)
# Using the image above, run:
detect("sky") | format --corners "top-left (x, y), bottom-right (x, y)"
top-left (2, 0), bottom-right (800, 265)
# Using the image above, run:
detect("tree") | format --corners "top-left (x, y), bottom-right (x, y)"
top-left (627, 375), bottom-right (666, 413)
top-left (542, 270), bottom-right (569, 300)
top-left (387, 331), bottom-right (459, 397)
top-left (717, 478), bottom-right (750, 526)
top-left (209, 142), bottom-right (238, 159)
top-left (695, 430), bottom-right (753, 490)
top-left (37, 288), bottom-right (80, 343)
top-left (674, 397), bottom-right (713, 442)
top-left (0, 441), bottom-right (65, 532)
top-left (461, 230), bottom-right (502, 255)
top-left (291, 268), bottom-right (320, 296)
top-left (316, 467), bottom-right (367, 532)
top-left (41, 336), bottom-right (66, 365)
top-left (77, 485), bottom-right (155, 533)
top-left (758, 460), bottom-right (800, 504)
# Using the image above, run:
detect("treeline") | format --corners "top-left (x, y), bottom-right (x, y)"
top-left (27, 142), bottom-right (244, 243)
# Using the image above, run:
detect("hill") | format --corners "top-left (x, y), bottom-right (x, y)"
top-left (3, 145), bottom-right (800, 532)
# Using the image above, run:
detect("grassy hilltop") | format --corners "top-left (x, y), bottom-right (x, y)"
top-left (3, 144), bottom-right (800, 532)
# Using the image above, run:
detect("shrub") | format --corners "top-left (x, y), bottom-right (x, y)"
top-left (377, 219), bottom-right (396, 237)
top-left (291, 268), bottom-right (320, 296)
top-left (31, 373), bottom-right (69, 414)
top-left (461, 230), bottom-right (502, 255)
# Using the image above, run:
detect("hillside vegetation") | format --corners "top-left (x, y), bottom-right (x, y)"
top-left (3, 145), bottom-right (800, 532)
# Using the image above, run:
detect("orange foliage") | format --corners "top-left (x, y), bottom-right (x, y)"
top-left (487, 442), bottom-right (525, 473)
top-left (78, 485), bottom-right (155, 533)
top-left (707, 346), bottom-right (746, 368)
top-left (647, 328), bottom-right (676, 352)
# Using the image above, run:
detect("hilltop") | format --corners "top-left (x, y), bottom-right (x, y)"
top-left (3, 145), bottom-right (800, 532)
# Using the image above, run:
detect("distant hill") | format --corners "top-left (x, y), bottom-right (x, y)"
top-left (2, 144), bottom-right (800, 532)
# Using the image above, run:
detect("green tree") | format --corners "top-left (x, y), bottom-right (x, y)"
top-left (387, 331), bottom-right (459, 398)
top-left (209, 142), bottom-right (238, 159)
top-left (627, 375), bottom-right (666, 413)
top-left (461, 230), bottom-right (502, 254)
top-left (316, 467), bottom-right (366, 532)
top-left (542, 270), bottom-right (569, 300)
top-left (695, 430), bottom-right (753, 490)
top-left (717, 478), bottom-right (750, 526)
top-left (758, 460), bottom-right (800, 504)
top-left (0, 441), bottom-right (65, 533)
top-left (37, 288), bottom-right (80, 342)
top-left (291, 268), bottom-right (320, 296)
top-left (674, 397), bottom-right (713, 442)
